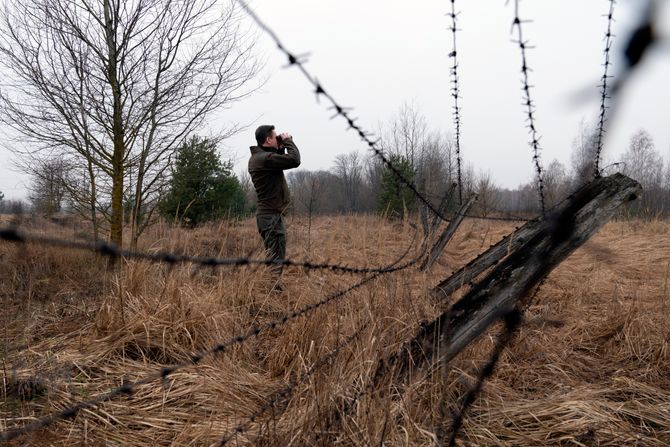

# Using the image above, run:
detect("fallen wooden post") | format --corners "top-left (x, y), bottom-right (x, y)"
top-left (421, 195), bottom-right (476, 271)
top-left (430, 215), bottom-right (543, 300)
top-left (379, 173), bottom-right (642, 386)
top-left (429, 182), bottom-right (457, 236)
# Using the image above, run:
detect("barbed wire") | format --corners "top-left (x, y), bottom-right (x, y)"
top-left (447, 0), bottom-right (463, 205)
top-left (0, 246), bottom-right (419, 442)
top-left (0, 226), bottom-right (415, 275)
top-left (235, 0), bottom-right (450, 224)
top-left (422, 190), bottom-right (531, 222)
top-left (0, 3), bottom-right (632, 444)
top-left (462, 214), bottom-right (528, 222)
top-left (446, 308), bottom-right (523, 446)
top-left (219, 321), bottom-right (369, 445)
top-left (431, 178), bottom-right (597, 299)
top-left (594, 0), bottom-right (616, 179)
top-left (512, 0), bottom-right (546, 216)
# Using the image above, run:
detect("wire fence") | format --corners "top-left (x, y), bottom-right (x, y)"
top-left (219, 320), bottom-right (370, 446)
top-left (234, 0), bottom-right (451, 225)
top-left (0, 0), bottom-right (642, 444)
top-left (594, 0), bottom-right (616, 179)
top-left (445, 307), bottom-right (523, 446)
top-left (0, 249), bottom-right (419, 442)
top-left (0, 226), bottom-right (417, 276)
top-left (448, 0), bottom-right (464, 205)
top-left (512, 0), bottom-right (546, 216)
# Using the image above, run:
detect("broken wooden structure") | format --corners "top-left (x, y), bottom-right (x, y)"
top-left (327, 174), bottom-right (641, 432)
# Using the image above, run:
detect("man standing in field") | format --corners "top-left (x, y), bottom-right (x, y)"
top-left (248, 125), bottom-right (301, 288)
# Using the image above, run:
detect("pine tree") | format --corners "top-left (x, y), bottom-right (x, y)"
top-left (377, 154), bottom-right (416, 218)
top-left (159, 136), bottom-right (245, 225)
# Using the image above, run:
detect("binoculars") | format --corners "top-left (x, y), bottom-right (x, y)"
top-left (276, 133), bottom-right (291, 146)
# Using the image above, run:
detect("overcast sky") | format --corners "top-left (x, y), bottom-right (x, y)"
top-left (1, 0), bottom-right (669, 200)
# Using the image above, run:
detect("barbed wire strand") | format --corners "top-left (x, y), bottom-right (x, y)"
top-left (594, 0), bottom-right (616, 179)
top-left (512, 0), bottom-right (546, 216)
top-left (219, 321), bottom-right (369, 445)
top-left (0, 245), bottom-right (419, 442)
top-left (422, 191), bottom-right (531, 222)
top-left (447, 0), bottom-right (463, 205)
top-left (463, 214), bottom-right (526, 222)
top-left (0, 3), bottom-right (621, 444)
top-left (0, 226), bottom-right (414, 276)
top-left (235, 0), bottom-right (449, 223)
top-left (446, 308), bottom-right (523, 446)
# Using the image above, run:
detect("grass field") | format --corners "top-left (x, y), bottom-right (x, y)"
top-left (1, 215), bottom-right (669, 446)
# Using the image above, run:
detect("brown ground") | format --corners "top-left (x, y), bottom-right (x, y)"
top-left (1, 215), bottom-right (669, 446)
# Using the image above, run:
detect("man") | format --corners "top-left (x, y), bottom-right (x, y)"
top-left (248, 125), bottom-right (301, 284)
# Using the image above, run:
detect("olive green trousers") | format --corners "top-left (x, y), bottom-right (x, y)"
top-left (256, 213), bottom-right (286, 269)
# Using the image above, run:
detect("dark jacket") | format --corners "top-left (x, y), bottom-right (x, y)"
top-left (248, 138), bottom-right (301, 215)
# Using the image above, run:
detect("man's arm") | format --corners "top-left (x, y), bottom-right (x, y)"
top-left (264, 137), bottom-right (301, 170)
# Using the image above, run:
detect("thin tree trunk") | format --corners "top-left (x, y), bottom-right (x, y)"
top-left (104, 0), bottom-right (125, 255)
top-left (87, 158), bottom-right (99, 241)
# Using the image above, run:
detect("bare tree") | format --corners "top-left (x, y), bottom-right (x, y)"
top-left (0, 0), bottom-right (259, 249)
top-left (27, 158), bottom-right (67, 218)
top-left (570, 120), bottom-right (598, 185)
top-left (378, 105), bottom-right (456, 213)
top-left (332, 151), bottom-right (363, 212)
top-left (622, 129), bottom-right (663, 216)
top-left (418, 131), bottom-right (456, 199)
top-left (623, 129), bottom-right (663, 188)
top-left (473, 170), bottom-right (496, 216)
top-left (0, 199), bottom-right (26, 215)
top-left (378, 101), bottom-right (428, 168)
top-left (543, 159), bottom-right (568, 208)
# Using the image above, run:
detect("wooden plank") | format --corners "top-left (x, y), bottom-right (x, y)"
top-left (430, 215), bottom-right (543, 300)
top-left (380, 173), bottom-right (641, 384)
top-left (429, 182), bottom-right (457, 237)
top-left (421, 195), bottom-right (476, 271)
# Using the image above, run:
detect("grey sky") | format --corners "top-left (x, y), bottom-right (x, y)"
top-left (1, 0), bottom-right (669, 200)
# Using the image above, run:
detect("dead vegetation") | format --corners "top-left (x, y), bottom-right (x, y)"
top-left (1, 215), bottom-right (669, 446)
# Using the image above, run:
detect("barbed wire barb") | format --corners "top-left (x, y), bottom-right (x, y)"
top-left (446, 308), bottom-right (523, 446)
top-left (512, 0), bottom-right (546, 216)
top-left (234, 0), bottom-right (450, 223)
top-left (219, 321), bottom-right (369, 445)
top-left (0, 241), bottom-right (421, 442)
top-left (0, 226), bottom-right (416, 276)
top-left (448, 0), bottom-right (464, 205)
top-left (594, 0), bottom-right (616, 178)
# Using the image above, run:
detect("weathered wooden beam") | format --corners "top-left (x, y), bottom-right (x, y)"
top-left (421, 195), bottom-right (476, 271)
top-left (381, 173), bottom-right (641, 383)
top-left (430, 214), bottom-right (543, 300)
top-left (429, 182), bottom-right (457, 236)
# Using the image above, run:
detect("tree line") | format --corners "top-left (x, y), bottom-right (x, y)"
top-left (2, 104), bottom-right (669, 235)
top-left (279, 110), bottom-right (670, 220)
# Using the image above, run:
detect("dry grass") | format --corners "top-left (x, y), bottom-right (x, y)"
top-left (1, 214), bottom-right (669, 446)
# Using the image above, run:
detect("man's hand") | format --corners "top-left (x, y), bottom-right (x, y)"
top-left (279, 132), bottom-right (291, 141)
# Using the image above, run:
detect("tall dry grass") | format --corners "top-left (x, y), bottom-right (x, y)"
top-left (1, 215), bottom-right (669, 446)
